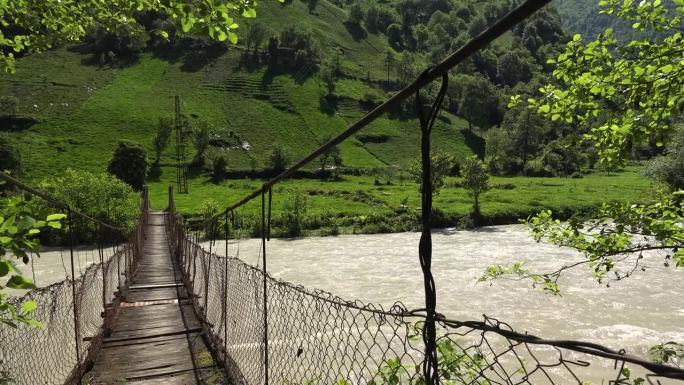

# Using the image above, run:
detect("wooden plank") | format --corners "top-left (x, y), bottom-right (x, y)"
top-left (86, 212), bottom-right (225, 385)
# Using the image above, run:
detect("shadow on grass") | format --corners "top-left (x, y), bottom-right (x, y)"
top-left (343, 22), bottom-right (368, 42)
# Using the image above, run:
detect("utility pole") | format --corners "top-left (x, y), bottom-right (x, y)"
top-left (174, 96), bottom-right (188, 194)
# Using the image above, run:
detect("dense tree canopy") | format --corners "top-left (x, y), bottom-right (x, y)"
top-left (489, 0), bottom-right (684, 293)
top-left (0, 0), bottom-right (284, 73)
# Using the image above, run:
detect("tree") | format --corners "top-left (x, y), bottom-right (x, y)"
top-left (0, 0), bottom-right (266, 74)
top-left (408, 152), bottom-right (456, 196)
top-left (211, 155), bottom-right (227, 184)
top-left (306, 0), bottom-right (319, 14)
top-left (496, 51), bottom-right (533, 87)
top-left (281, 190), bottom-right (309, 237)
top-left (387, 23), bottom-right (403, 49)
top-left (501, 104), bottom-right (548, 170)
top-left (365, 5), bottom-right (381, 32)
top-left (644, 125), bottom-right (684, 190)
top-left (35, 169), bottom-right (140, 237)
top-left (245, 22), bottom-right (269, 55)
top-left (460, 156), bottom-right (489, 217)
top-left (413, 24), bottom-right (430, 52)
top-left (0, 133), bottom-right (21, 175)
top-left (383, 50), bottom-right (396, 84)
top-left (348, 3), bottom-right (365, 25)
top-left (268, 146), bottom-right (289, 173)
top-left (484, 126), bottom-right (515, 175)
top-left (319, 52), bottom-right (340, 96)
top-left (490, 0), bottom-right (684, 293)
top-left (152, 117), bottom-right (173, 164)
top-left (192, 121), bottom-right (211, 165)
top-left (457, 75), bottom-right (502, 131)
top-left (397, 52), bottom-right (417, 86)
top-left (107, 141), bottom-right (148, 191)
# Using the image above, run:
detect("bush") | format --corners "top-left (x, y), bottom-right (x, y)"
top-left (461, 156), bottom-right (490, 218)
top-left (280, 190), bottom-right (309, 237)
top-left (407, 152), bottom-right (456, 195)
top-left (211, 155), bottom-right (227, 184)
top-left (200, 198), bottom-right (221, 239)
top-left (33, 169), bottom-right (140, 242)
top-left (268, 146), bottom-right (289, 174)
top-left (0, 96), bottom-right (18, 117)
top-left (107, 141), bottom-right (148, 190)
top-left (0, 133), bottom-right (21, 175)
top-left (644, 126), bottom-right (684, 190)
top-left (152, 117), bottom-right (173, 164)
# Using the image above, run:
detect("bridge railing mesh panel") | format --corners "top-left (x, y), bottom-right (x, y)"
top-left (0, 244), bottom-right (130, 385)
top-left (167, 212), bottom-right (684, 385)
top-left (0, 180), bottom-right (148, 385)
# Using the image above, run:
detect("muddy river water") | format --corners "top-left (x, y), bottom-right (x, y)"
top-left (16, 224), bottom-right (684, 381)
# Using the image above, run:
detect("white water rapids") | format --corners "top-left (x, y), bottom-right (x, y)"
top-left (13, 224), bottom-right (684, 381)
top-left (218, 225), bottom-right (684, 373)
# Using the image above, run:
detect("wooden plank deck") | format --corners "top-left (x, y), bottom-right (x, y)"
top-left (86, 212), bottom-right (225, 385)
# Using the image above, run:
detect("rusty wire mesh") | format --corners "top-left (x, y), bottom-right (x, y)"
top-left (0, 185), bottom-right (147, 385)
top-left (167, 211), bottom-right (684, 385)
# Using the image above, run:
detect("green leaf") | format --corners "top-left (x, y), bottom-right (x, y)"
top-left (6, 275), bottom-right (36, 289)
top-left (46, 213), bottom-right (66, 221)
top-left (0, 260), bottom-right (16, 277)
top-left (47, 221), bottom-right (62, 229)
top-left (20, 300), bottom-right (37, 313)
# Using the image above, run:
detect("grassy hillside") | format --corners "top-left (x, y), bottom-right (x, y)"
top-left (0, 0), bottom-right (658, 230)
top-left (1, 0), bottom-right (472, 177)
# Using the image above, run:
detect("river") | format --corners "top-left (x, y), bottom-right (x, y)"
top-left (213, 225), bottom-right (684, 362)
top-left (13, 224), bottom-right (684, 381)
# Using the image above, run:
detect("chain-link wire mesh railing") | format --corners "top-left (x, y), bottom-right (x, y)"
top-left (167, 207), bottom-right (684, 385)
top-left (0, 173), bottom-right (148, 385)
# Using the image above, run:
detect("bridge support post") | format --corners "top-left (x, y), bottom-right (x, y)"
top-left (416, 72), bottom-right (449, 385)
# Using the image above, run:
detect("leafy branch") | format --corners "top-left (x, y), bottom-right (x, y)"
top-left (0, 195), bottom-right (65, 328)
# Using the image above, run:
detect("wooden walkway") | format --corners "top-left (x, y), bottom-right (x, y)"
top-left (87, 212), bottom-right (224, 385)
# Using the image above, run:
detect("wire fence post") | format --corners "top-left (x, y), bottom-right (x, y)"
top-left (204, 218), bottom-right (214, 317)
top-left (98, 223), bottom-right (106, 315)
top-left (223, 210), bottom-right (229, 364)
top-left (416, 73), bottom-right (449, 385)
top-left (261, 188), bottom-right (271, 385)
top-left (67, 206), bottom-right (82, 385)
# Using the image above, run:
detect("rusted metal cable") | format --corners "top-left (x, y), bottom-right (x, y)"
top-left (416, 71), bottom-right (449, 385)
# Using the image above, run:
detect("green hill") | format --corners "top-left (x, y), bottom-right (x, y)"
top-left (1, 0), bottom-right (476, 178)
top-left (0, 0), bottom-right (654, 228)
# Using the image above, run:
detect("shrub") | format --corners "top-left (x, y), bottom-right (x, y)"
top-left (407, 152), bottom-right (456, 196)
top-left (152, 117), bottom-right (173, 164)
top-left (0, 95), bottom-right (18, 117)
top-left (192, 121), bottom-right (211, 165)
top-left (0, 133), bottom-right (21, 175)
top-left (348, 3), bottom-right (365, 25)
top-left (644, 126), bottom-right (684, 190)
top-left (211, 155), bottom-right (228, 184)
top-left (268, 146), bottom-right (289, 174)
top-left (107, 141), bottom-right (148, 190)
top-left (280, 190), bottom-right (309, 237)
top-left (460, 156), bottom-right (490, 218)
top-left (200, 198), bottom-right (221, 238)
top-left (34, 169), bottom-right (140, 242)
